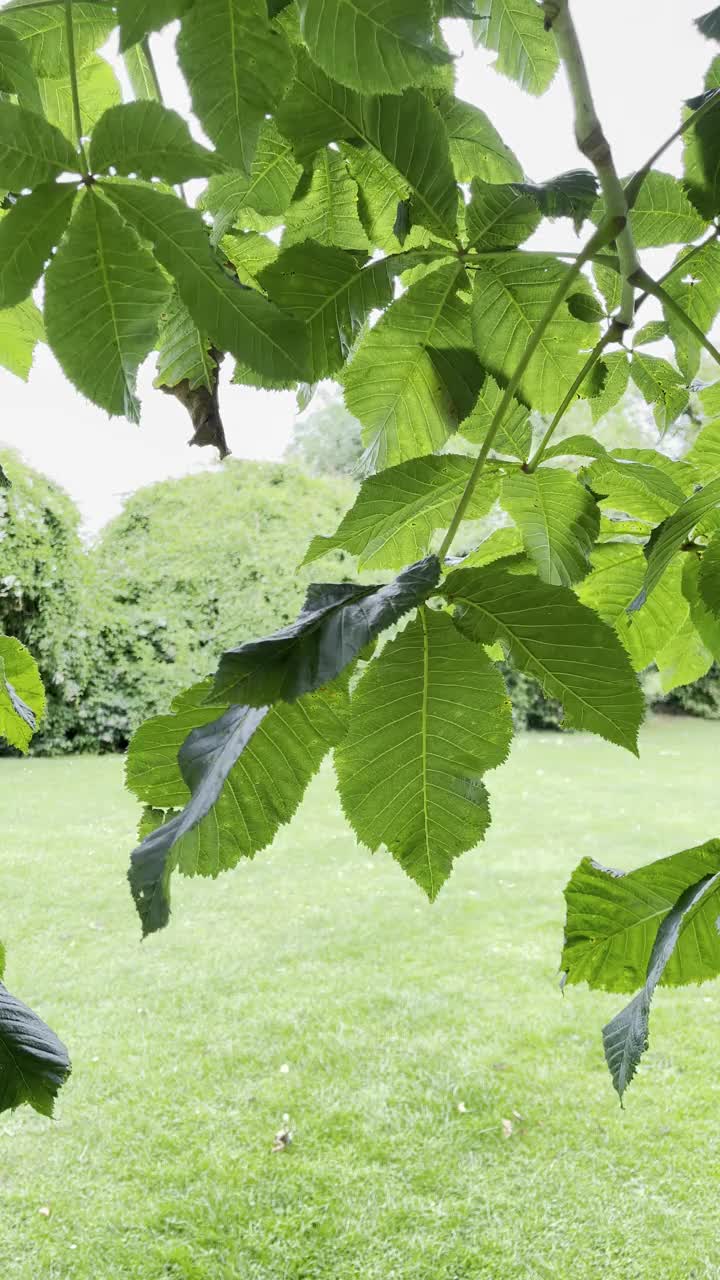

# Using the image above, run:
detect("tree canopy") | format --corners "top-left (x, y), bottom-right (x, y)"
top-left (2, 0), bottom-right (720, 1110)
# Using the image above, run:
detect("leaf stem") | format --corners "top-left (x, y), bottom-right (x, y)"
top-left (631, 266), bottom-right (720, 370)
top-left (543, 0), bottom-right (640, 326)
top-left (436, 215), bottom-right (624, 563)
top-left (624, 89), bottom-right (720, 211)
top-left (64, 0), bottom-right (89, 176)
top-left (525, 322), bottom-right (623, 472)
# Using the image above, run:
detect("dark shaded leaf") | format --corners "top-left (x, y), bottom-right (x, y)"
top-left (0, 983), bottom-right (70, 1117)
top-left (213, 555), bottom-right (441, 706)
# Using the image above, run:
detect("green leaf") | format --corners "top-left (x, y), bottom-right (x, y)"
top-left (0, 22), bottom-right (40, 110)
top-left (282, 147), bottom-right (368, 251)
top-left (514, 169), bottom-right (598, 230)
top-left (297, 0), bottom-right (449, 94)
top-left (698, 531), bottom-right (720, 619)
top-left (655, 612), bottom-right (713, 692)
top-left (632, 320), bottom-right (669, 348)
top-left (577, 545), bottom-right (688, 672)
top-left (471, 253), bottom-right (601, 413)
top-left (0, 633), bottom-right (45, 752)
top-left (592, 260), bottom-right (623, 317)
top-left (177, 0), bottom-right (294, 170)
top-left (595, 170), bottom-right (708, 248)
top-left (567, 291), bottom-right (604, 324)
top-left (344, 261), bottom-right (479, 470)
top-left (222, 230), bottom-right (278, 290)
top-left (697, 7), bottom-right (720, 40)
top-left (90, 102), bottom-right (227, 184)
top-left (436, 92), bottom-right (522, 184)
top-left (661, 239), bottom-right (720, 380)
top-left (541, 434), bottom-right (607, 462)
top-left (630, 352), bottom-right (689, 433)
top-left (258, 242), bottom-right (394, 381)
top-left (601, 872), bottom-right (720, 1100)
top-left (201, 121), bottom-right (302, 242)
top-left (38, 54), bottom-right (122, 142)
top-left (445, 563), bottom-right (644, 752)
top-left (501, 469), bottom-right (600, 586)
top-left (459, 372), bottom-right (531, 458)
top-left (457, 525), bottom-right (524, 569)
top-left (154, 290), bottom-right (216, 393)
top-left (630, 477), bottom-right (720, 610)
top-left (684, 63), bottom-right (720, 219)
top-left (687, 416), bottom-right (720, 479)
top-left (122, 41), bottom-right (158, 102)
top-left (0, 183), bottom-right (76, 309)
top-left (584, 453), bottom-right (687, 523)
top-left (213, 555), bottom-right (441, 706)
top-left (466, 178), bottom-right (540, 248)
top-left (563, 839), bottom-right (720, 994)
top-left (276, 50), bottom-right (458, 240)
top-left (0, 102), bottom-right (78, 188)
top-left (45, 190), bottom-right (169, 422)
top-left (473, 0), bottom-right (558, 96)
top-left (117, 0), bottom-right (192, 51)
top-left (0, 296), bottom-right (43, 379)
top-left (0, 3), bottom-right (115, 78)
top-left (101, 182), bottom-right (310, 386)
top-left (129, 679), bottom-right (350, 935)
top-left (335, 608), bottom-right (512, 900)
top-left (0, 981), bottom-right (70, 1117)
top-left (303, 455), bottom-right (500, 571)
top-left (682, 552), bottom-right (720, 660)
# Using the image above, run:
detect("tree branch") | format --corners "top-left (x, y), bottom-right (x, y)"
top-left (543, 0), bottom-right (640, 326)
top-left (437, 215), bottom-right (624, 563)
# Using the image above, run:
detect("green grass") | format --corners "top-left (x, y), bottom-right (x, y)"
top-left (2, 718), bottom-right (720, 1279)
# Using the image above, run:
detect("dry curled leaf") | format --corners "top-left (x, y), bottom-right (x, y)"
top-left (501, 1117), bottom-right (513, 1139)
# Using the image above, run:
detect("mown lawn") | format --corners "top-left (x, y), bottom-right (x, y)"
top-left (1, 717), bottom-right (719, 1279)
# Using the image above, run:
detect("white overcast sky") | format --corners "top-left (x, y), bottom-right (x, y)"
top-left (0, 0), bottom-right (715, 532)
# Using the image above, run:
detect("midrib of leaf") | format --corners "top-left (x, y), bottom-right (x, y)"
top-left (92, 193), bottom-right (135, 409)
top-left (451, 590), bottom-right (624, 742)
top-left (419, 606), bottom-right (433, 899)
top-left (300, 79), bottom-right (451, 236)
top-left (227, 0), bottom-right (241, 139)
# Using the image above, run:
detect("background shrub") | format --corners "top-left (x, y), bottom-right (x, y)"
top-left (0, 449), bottom-right (92, 754)
top-left (80, 460), bottom-right (355, 750)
